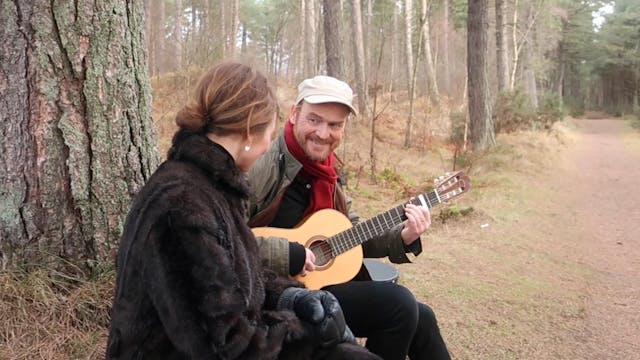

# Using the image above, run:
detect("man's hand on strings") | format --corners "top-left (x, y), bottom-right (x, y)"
top-left (400, 203), bottom-right (431, 245)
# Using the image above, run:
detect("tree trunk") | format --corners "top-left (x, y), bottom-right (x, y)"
top-left (350, 0), bottom-right (369, 119)
top-left (509, 0), bottom-right (519, 90)
top-left (144, 0), bottom-right (154, 75)
top-left (467, 0), bottom-right (495, 151)
top-left (220, 1), bottom-right (227, 59)
top-left (443, 0), bottom-right (451, 95)
top-left (557, 20), bottom-right (567, 107)
top-left (370, 34), bottom-right (386, 179)
top-left (149, 0), bottom-right (166, 76)
top-left (389, 1), bottom-right (399, 94)
top-left (420, 0), bottom-right (439, 104)
top-left (323, 0), bottom-right (344, 79)
top-left (525, 68), bottom-right (539, 108)
top-left (304, 0), bottom-right (317, 76)
top-left (229, 0), bottom-right (239, 58)
top-left (403, 0), bottom-right (414, 146)
top-left (0, 0), bottom-right (159, 272)
top-left (495, 0), bottom-right (509, 93)
top-left (557, 43), bottom-right (565, 106)
top-left (173, 0), bottom-right (184, 70)
top-left (298, 0), bottom-right (306, 77)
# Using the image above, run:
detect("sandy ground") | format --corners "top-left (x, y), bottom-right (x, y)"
top-left (551, 118), bottom-right (640, 359)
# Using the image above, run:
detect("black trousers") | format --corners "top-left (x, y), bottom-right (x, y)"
top-left (324, 281), bottom-right (450, 360)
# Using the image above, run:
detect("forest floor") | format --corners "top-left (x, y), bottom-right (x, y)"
top-left (379, 116), bottom-right (640, 359)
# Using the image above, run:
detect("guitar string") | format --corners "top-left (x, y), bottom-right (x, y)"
top-left (308, 178), bottom-right (467, 265)
top-left (313, 191), bottom-right (445, 262)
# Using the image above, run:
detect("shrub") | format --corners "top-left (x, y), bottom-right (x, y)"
top-left (564, 97), bottom-right (585, 118)
top-left (493, 89), bottom-right (536, 133)
top-left (449, 111), bottom-right (467, 148)
top-left (537, 93), bottom-right (565, 129)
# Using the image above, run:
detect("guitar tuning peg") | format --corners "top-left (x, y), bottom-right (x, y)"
top-left (434, 178), bottom-right (440, 184)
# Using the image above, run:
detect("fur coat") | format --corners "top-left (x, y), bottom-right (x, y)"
top-left (106, 131), bottom-right (379, 360)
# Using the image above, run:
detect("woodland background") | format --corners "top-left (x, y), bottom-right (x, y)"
top-left (1, 0), bottom-right (639, 358)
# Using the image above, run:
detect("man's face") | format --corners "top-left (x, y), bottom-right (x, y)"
top-left (290, 101), bottom-right (350, 162)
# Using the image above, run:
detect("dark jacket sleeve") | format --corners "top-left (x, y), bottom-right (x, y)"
top-left (145, 206), bottom-right (303, 359)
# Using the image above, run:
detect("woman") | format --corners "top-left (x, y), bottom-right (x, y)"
top-left (106, 63), bottom-right (379, 359)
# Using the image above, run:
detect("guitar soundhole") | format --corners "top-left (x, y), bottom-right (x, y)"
top-left (308, 237), bottom-right (333, 269)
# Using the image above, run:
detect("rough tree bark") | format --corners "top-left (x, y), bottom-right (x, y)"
top-left (0, 0), bottom-right (159, 272)
top-left (467, 0), bottom-right (496, 151)
top-left (323, 0), bottom-right (344, 79)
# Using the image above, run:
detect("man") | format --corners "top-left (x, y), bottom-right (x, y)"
top-left (247, 75), bottom-right (450, 360)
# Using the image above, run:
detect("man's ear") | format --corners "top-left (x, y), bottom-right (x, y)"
top-left (288, 104), bottom-right (298, 124)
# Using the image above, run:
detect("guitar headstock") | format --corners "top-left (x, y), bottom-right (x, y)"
top-left (434, 171), bottom-right (470, 203)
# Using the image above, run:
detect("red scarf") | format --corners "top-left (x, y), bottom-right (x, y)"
top-left (284, 121), bottom-right (337, 217)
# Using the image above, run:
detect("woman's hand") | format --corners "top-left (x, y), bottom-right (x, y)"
top-left (277, 288), bottom-right (352, 347)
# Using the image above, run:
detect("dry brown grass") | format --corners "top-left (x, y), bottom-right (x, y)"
top-left (0, 269), bottom-right (113, 359)
top-left (0, 72), bottom-right (595, 359)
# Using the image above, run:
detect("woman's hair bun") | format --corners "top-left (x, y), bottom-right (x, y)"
top-left (175, 102), bottom-right (207, 132)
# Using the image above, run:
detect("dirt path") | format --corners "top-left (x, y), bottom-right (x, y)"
top-left (552, 118), bottom-right (640, 359)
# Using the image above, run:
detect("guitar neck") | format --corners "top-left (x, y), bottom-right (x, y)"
top-left (327, 190), bottom-right (442, 256)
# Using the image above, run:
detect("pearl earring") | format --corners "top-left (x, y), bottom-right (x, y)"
top-left (244, 145), bottom-right (251, 152)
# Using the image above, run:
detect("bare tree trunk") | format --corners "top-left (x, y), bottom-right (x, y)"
top-left (495, 0), bottom-right (509, 92)
top-left (149, 0), bottom-right (166, 76)
top-left (557, 40), bottom-right (565, 106)
top-left (323, 0), bottom-right (344, 79)
top-left (510, 0), bottom-right (519, 90)
top-left (298, 0), bottom-right (306, 77)
top-left (173, 0), bottom-right (184, 69)
top-left (206, 0), bottom-right (225, 62)
top-left (220, 1), bottom-right (227, 59)
top-left (370, 36), bottom-right (387, 179)
top-left (443, 0), bottom-right (451, 95)
top-left (525, 68), bottom-right (538, 108)
top-left (350, 0), bottom-right (369, 119)
top-left (388, 1), bottom-right (399, 94)
top-left (403, 0), bottom-right (415, 147)
top-left (0, 0), bottom-right (159, 272)
top-left (468, 0), bottom-right (495, 151)
top-left (634, 62), bottom-right (640, 114)
top-left (304, 0), bottom-right (317, 76)
top-left (420, 0), bottom-right (440, 104)
top-left (509, 0), bottom-right (541, 90)
top-left (229, 0), bottom-right (239, 58)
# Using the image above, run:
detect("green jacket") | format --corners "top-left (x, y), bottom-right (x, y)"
top-left (247, 131), bottom-right (422, 277)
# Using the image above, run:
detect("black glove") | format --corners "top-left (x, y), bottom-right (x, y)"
top-left (277, 287), bottom-right (354, 347)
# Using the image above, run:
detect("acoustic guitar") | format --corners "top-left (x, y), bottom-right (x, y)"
top-left (252, 171), bottom-right (470, 290)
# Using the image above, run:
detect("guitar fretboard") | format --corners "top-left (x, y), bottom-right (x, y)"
top-left (326, 190), bottom-right (442, 256)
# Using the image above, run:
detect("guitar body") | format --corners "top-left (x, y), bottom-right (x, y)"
top-left (252, 208), bottom-right (363, 290)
